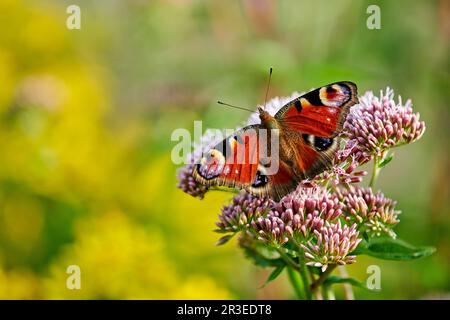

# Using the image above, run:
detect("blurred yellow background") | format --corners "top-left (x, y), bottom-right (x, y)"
top-left (0, 0), bottom-right (448, 299)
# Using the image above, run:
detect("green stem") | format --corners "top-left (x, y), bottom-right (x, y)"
top-left (276, 247), bottom-right (300, 272)
top-left (286, 267), bottom-right (305, 300)
top-left (307, 266), bottom-right (323, 299)
top-left (277, 246), bottom-right (312, 300)
top-left (298, 247), bottom-right (312, 300)
top-left (291, 238), bottom-right (312, 300)
top-left (310, 265), bottom-right (337, 293)
top-left (369, 155), bottom-right (380, 188)
top-left (369, 151), bottom-right (388, 188)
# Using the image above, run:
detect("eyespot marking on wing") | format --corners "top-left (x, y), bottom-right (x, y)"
top-left (313, 137), bottom-right (334, 151)
top-left (196, 149), bottom-right (226, 180)
top-left (319, 84), bottom-right (351, 107)
top-left (251, 170), bottom-right (268, 188)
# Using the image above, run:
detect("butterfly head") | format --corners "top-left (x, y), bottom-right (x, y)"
top-left (258, 107), bottom-right (278, 129)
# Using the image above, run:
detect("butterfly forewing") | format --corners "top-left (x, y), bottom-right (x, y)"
top-left (275, 81), bottom-right (358, 137)
top-left (193, 125), bottom-right (261, 189)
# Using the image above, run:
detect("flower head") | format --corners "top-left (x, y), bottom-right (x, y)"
top-left (302, 221), bottom-right (361, 271)
top-left (247, 186), bottom-right (343, 245)
top-left (274, 186), bottom-right (343, 236)
top-left (338, 186), bottom-right (400, 238)
top-left (177, 164), bottom-right (208, 199)
top-left (216, 192), bottom-right (274, 233)
top-left (251, 211), bottom-right (294, 245)
top-left (344, 87), bottom-right (426, 157)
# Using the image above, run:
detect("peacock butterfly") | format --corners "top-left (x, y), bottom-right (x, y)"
top-left (192, 81), bottom-right (358, 201)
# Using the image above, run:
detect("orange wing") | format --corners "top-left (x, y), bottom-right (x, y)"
top-left (192, 125), bottom-right (298, 200)
top-left (275, 81), bottom-right (358, 137)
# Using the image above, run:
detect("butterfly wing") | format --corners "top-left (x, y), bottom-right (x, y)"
top-left (274, 82), bottom-right (358, 180)
top-left (193, 125), bottom-right (260, 189)
top-left (192, 82), bottom-right (358, 201)
top-left (246, 157), bottom-right (298, 201)
top-left (275, 81), bottom-right (358, 137)
top-left (192, 125), bottom-right (298, 200)
top-left (284, 131), bottom-right (341, 180)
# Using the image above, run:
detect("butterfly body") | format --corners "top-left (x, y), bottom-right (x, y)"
top-left (193, 81), bottom-right (358, 201)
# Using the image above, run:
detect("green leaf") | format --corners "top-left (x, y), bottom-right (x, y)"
top-left (242, 242), bottom-right (285, 268)
top-left (215, 234), bottom-right (235, 246)
top-left (378, 152), bottom-right (394, 168)
top-left (323, 275), bottom-right (367, 289)
top-left (259, 265), bottom-right (285, 288)
top-left (353, 237), bottom-right (436, 260)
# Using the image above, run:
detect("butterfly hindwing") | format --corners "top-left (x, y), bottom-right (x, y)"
top-left (296, 134), bottom-right (340, 178)
top-left (246, 158), bottom-right (299, 201)
top-left (275, 81), bottom-right (358, 138)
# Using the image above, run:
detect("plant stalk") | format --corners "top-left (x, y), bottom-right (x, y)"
top-left (298, 247), bottom-right (312, 300)
top-left (310, 265), bottom-right (337, 293)
top-left (276, 247), bottom-right (300, 272)
top-left (369, 151), bottom-right (387, 188)
top-left (277, 247), bottom-right (312, 300)
top-left (369, 155), bottom-right (380, 188)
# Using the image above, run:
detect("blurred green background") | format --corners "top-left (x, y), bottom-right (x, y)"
top-left (0, 0), bottom-right (448, 299)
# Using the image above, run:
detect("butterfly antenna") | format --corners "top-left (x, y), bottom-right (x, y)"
top-left (217, 101), bottom-right (254, 113)
top-left (263, 67), bottom-right (273, 111)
